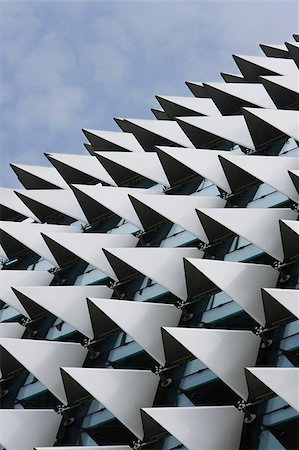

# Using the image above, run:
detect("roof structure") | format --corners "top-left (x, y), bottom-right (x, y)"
top-left (1, 34), bottom-right (298, 450)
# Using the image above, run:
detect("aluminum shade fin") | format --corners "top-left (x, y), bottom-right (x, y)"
top-left (279, 220), bottom-right (299, 262)
top-left (116, 118), bottom-right (195, 149)
top-left (15, 189), bottom-right (88, 224)
top-left (46, 153), bottom-right (117, 186)
top-left (260, 75), bottom-right (299, 109)
top-left (12, 286), bottom-right (111, 339)
top-left (0, 188), bottom-right (39, 222)
top-left (41, 232), bottom-right (138, 279)
top-left (156, 95), bottom-right (221, 118)
top-left (0, 270), bottom-right (53, 317)
top-left (177, 115), bottom-right (255, 150)
top-left (196, 208), bottom-right (296, 261)
top-left (94, 151), bottom-right (170, 187)
top-left (141, 406), bottom-right (244, 450)
top-left (71, 185), bottom-right (159, 228)
top-left (162, 327), bottom-right (260, 399)
top-left (0, 221), bottom-right (80, 265)
top-left (0, 409), bottom-right (61, 450)
top-left (243, 108), bottom-right (299, 147)
top-left (0, 322), bottom-right (24, 338)
top-left (62, 367), bottom-right (160, 439)
top-left (203, 82), bottom-right (276, 114)
top-left (285, 41), bottom-right (299, 67)
top-left (288, 169), bottom-right (299, 194)
top-left (130, 193), bottom-right (225, 239)
top-left (246, 368), bottom-right (299, 411)
top-left (260, 43), bottom-right (290, 58)
top-left (184, 258), bottom-right (279, 325)
top-left (0, 338), bottom-right (87, 404)
top-left (103, 247), bottom-right (203, 300)
top-left (87, 298), bottom-right (182, 365)
top-left (157, 147), bottom-right (234, 191)
top-left (233, 55), bottom-right (298, 80)
top-left (82, 128), bottom-right (144, 152)
top-left (10, 163), bottom-right (69, 189)
top-left (261, 288), bottom-right (299, 327)
top-left (219, 153), bottom-right (299, 201)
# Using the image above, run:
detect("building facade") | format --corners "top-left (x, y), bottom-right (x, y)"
top-left (0, 35), bottom-right (298, 450)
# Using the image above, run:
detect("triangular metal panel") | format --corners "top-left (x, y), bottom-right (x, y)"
top-left (130, 193), bottom-right (225, 239)
top-left (10, 163), bottom-right (69, 189)
top-left (246, 368), bottom-right (299, 411)
top-left (204, 82), bottom-right (275, 114)
top-left (219, 153), bottom-right (299, 201)
top-left (82, 128), bottom-right (144, 152)
top-left (71, 185), bottom-right (159, 228)
top-left (177, 115), bottom-right (255, 150)
top-left (184, 258), bottom-right (279, 325)
top-left (156, 95), bottom-right (221, 118)
top-left (0, 409), bottom-right (61, 450)
top-left (261, 288), bottom-right (299, 327)
top-left (46, 153), bottom-right (117, 186)
top-left (94, 151), bottom-right (170, 187)
top-left (157, 147), bottom-right (234, 191)
top-left (88, 298), bottom-right (182, 365)
top-left (62, 368), bottom-right (160, 439)
top-left (0, 338), bottom-right (87, 404)
top-left (103, 247), bottom-right (203, 300)
top-left (13, 285), bottom-right (112, 338)
top-left (163, 327), bottom-right (260, 399)
top-left (15, 189), bottom-right (88, 224)
top-left (233, 55), bottom-right (298, 81)
top-left (260, 43), bottom-right (290, 58)
top-left (0, 221), bottom-right (80, 265)
top-left (260, 75), bottom-right (299, 109)
top-left (243, 108), bottom-right (299, 148)
top-left (116, 118), bottom-right (195, 150)
top-left (141, 406), bottom-right (244, 450)
top-left (288, 169), bottom-right (299, 194)
top-left (196, 208), bottom-right (296, 261)
top-left (41, 232), bottom-right (138, 279)
top-left (0, 270), bottom-right (54, 317)
top-left (0, 188), bottom-right (39, 222)
top-left (279, 219), bottom-right (299, 262)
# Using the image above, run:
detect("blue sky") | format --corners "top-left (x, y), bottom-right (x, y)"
top-left (0, 0), bottom-right (298, 187)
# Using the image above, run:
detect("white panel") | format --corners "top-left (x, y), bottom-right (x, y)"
top-left (0, 338), bottom-right (87, 404)
top-left (104, 247), bottom-right (203, 300)
top-left (247, 368), bottom-right (299, 411)
top-left (63, 368), bottom-right (160, 439)
top-left (13, 285), bottom-right (112, 339)
top-left (156, 95), bottom-right (221, 116)
top-left (234, 55), bottom-right (298, 77)
top-left (72, 185), bottom-right (159, 228)
top-left (0, 188), bottom-right (39, 221)
top-left (196, 208), bottom-right (296, 261)
top-left (130, 194), bottom-right (225, 240)
top-left (261, 75), bottom-right (299, 94)
top-left (220, 153), bottom-right (299, 202)
top-left (83, 128), bottom-right (145, 152)
top-left (177, 115), bottom-right (255, 149)
top-left (163, 327), bottom-right (260, 399)
top-left (0, 409), bottom-right (61, 450)
top-left (42, 232), bottom-right (138, 279)
top-left (157, 147), bottom-right (236, 192)
top-left (0, 270), bottom-right (54, 317)
top-left (0, 322), bottom-right (24, 338)
top-left (185, 259), bottom-right (279, 325)
top-left (244, 107), bottom-right (299, 141)
top-left (10, 163), bottom-right (69, 189)
top-left (0, 221), bottom-right (80, 265)
top-left (16, 189), bottom-right (88, 223)
top-left (142, 406), bottom-right (244, 450)
top-left (88, 298), bottom-right (182, 365)
top-left (262, 288), bottom-right (299, 327)
top-left (46, 153), bottom-right (117, 186)
top-left (122, 118), bottom-right (195, 148)
top-left (95, 151), bottom-right (171, 187)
